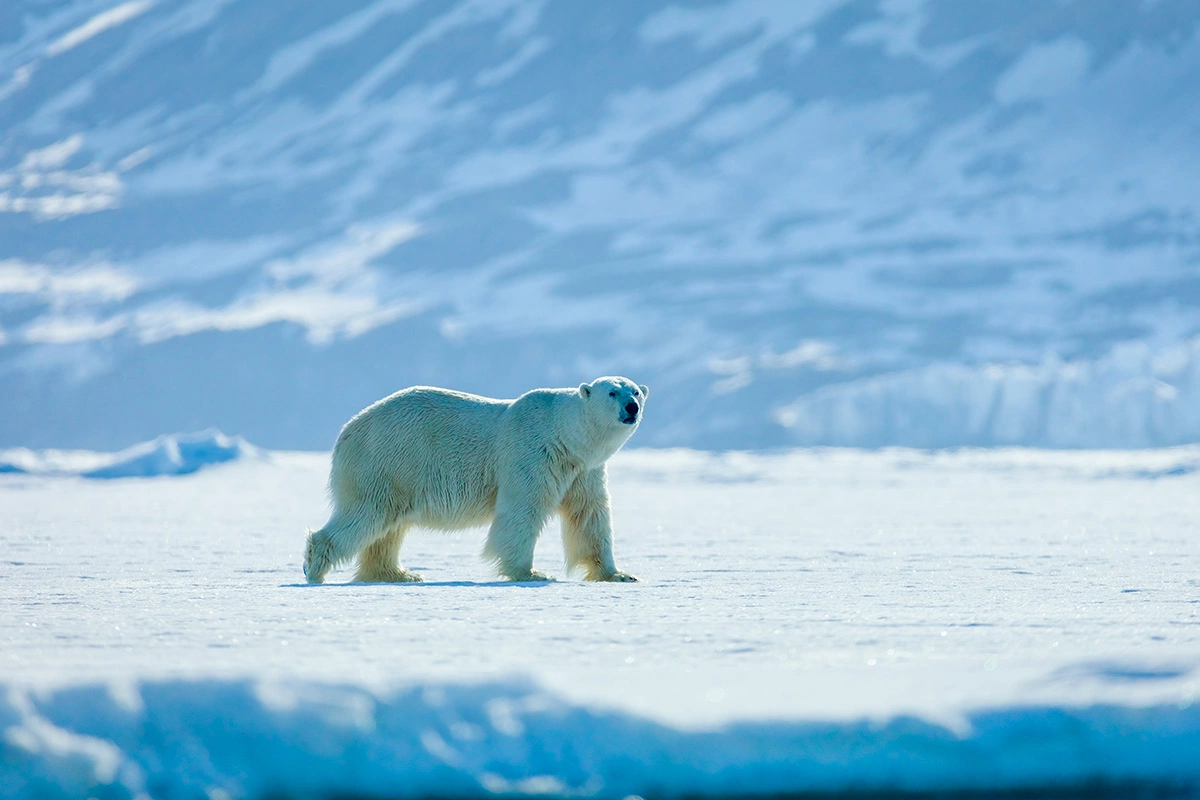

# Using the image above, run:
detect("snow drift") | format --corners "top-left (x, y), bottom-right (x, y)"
top-left (0, 429), bottom-right (256, 477)
top-left (3, 678), bottom-right (1199, 800)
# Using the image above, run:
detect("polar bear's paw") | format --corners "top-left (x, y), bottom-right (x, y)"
top-left (355, 566), bottom-right (424, 584)
top-left (508, 568), bottom-right (556, 583)
top-left (605, 571), bottom-right (639, 582)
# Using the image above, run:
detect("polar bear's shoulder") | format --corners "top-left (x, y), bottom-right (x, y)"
top-left (345, 386), bottom-right (510, 439)
top-left (368, 385), bottom-right (510, 412)
top-left (505, 386), bottom-right (583, 420)
top-left (510, 386), bottom-right (579, 405)
top-left (391, 385), bottom-right (506, 404)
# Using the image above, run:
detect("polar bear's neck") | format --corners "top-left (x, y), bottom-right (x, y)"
top-left (560, 393), bottom-right (635, 469)
top-left (504, 388), bottom-right (633, 472)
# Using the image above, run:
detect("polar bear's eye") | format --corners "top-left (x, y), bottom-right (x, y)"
top-left (608, 391), bottom-right (616, 397)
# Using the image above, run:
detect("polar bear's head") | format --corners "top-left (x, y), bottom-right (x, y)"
top-left (579, 376), bottom-right (649, 427)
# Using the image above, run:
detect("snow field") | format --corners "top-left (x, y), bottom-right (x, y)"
top-left (2, 446), bottom-right (1199, 797)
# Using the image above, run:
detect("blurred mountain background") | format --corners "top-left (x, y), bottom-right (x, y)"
top-left (2, 0), bottom-right (1199, 450)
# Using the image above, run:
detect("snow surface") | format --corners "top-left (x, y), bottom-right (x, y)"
top-left (3, 445), bottom-right (1199, 797)
top-left (2, 1), bottom-right (1200, 450)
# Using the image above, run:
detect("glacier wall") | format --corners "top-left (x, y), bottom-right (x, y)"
top-left (775, 338), bottom-right (1200, 448)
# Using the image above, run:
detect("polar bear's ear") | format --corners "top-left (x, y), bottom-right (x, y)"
top-left (579, 382), bottom-right (591, 398)
top-left (639, 384), bottom-right (650, 399)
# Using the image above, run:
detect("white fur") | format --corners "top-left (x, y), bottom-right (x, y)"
top-left (303, 376), bottom-right (648, 584)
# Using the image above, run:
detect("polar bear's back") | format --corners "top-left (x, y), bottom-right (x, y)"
top-left (331, 386), bottom-right (510, 528)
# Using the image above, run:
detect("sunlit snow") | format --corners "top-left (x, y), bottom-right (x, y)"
top-left (2, 444), bottom-right (1198, 796)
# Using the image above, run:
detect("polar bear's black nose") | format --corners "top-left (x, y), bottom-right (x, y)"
top-left (625, 401), bottom-right (639, 416)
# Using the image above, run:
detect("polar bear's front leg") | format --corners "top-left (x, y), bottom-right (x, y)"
top-left (483, 484), bottom-right (554, 582)
top-left (560, 467), bottom-right (637, 582)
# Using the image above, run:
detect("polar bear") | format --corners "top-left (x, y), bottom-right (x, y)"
top-left (303, 376), bottom-right (648, 584)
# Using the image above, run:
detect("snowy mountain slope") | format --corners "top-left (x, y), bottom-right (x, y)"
top-left (2, 1), bottom-right (1200, 448)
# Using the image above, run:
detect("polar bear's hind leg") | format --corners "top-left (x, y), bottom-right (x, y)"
top-left (303, 528), bottom-right (335, 584)
top-left (304, 502), bottom-right (389, 584)
top-left (354, 524), bottom-right (422, 583)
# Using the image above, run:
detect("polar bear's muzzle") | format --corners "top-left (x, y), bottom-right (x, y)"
top-left (620, 401), bottom-right (640, 424)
